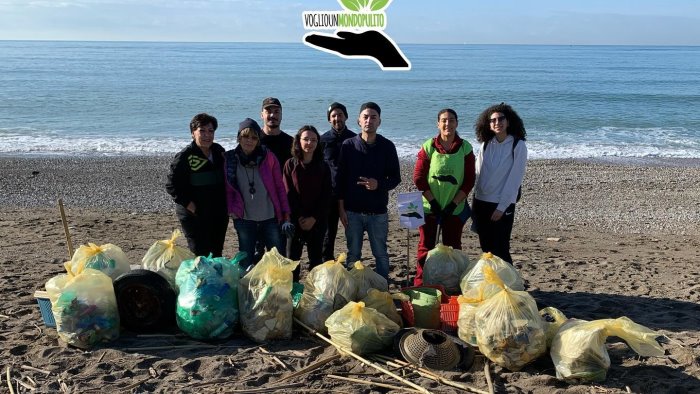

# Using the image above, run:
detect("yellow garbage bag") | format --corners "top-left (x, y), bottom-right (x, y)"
top-left (239, 248), bottom-right (299, 342)
top-left (142, 229), bottom-right (194, 290)
top-left (423, 243), bottom-right (473, 295)
top-left (539, 307), bottom-right (568, 349)
top-left (475, 265), bottom-right (546, 371)
top-left (551, 316), bottom-right (664, 382)
top-left (45, 268), bottom-right (120, 349)
top-left (361, 289), bottom-right (404, 328)
top-left (456, 282), bottom-right (500, 346)
top-left (325, 301), bottom-right (400, 356)
top-left (349, 260), bottom-right (388, 299)
top-left (460, 252), bottom-right (524, 295)
top-left (293, 254), bottom-right (358, 333)
top-left (67, 242), bottom-right (129, 281)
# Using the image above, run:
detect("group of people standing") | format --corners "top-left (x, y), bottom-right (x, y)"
top-left (165, 98), bottom-right (527, 284)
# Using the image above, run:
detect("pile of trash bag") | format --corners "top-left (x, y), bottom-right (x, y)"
top-left (349, 260), bottom-right (388, 298)
top-left (460, 252), bottom-right (524, 295)
top-left (142, 229), bottom-right (194, 290)
top-left (423, 244), bottom-right (473, 294)
top-left (325, 301), bottom-right (400, 356)
top-left (67, 242), bottom-right (129, 281)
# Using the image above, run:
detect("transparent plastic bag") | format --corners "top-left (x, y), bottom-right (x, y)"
top-left (293, 254), bottom-right (358, 333)
top-left (349, 260), bottom-right (388, 299)
top-left (551, 317), bottom-right (664, 382)
top-left (539, 307), bottom-right (568, 349)
top-left (460, 252), bottom-right (524, 295)
top-left (475, 265), bottom-right (546, 371)
top-left (67, 242), bottom-right (130, 281)
top-left (239, 248), bottom-right (299, 342)
top-left (45, 268), bottom-right (120, 349)
top-left (142, 229), bottom-right (194, 290)
top-left (423, 243), bottom-right (473, 295)
top-left (361, 289), bottom-right (404, 328)
top-left (175, 253), bottom-right (243, 339)
top-left (325, 301), bottom-right (401, 356)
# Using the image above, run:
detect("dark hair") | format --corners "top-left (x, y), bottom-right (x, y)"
top-left (474, 103), bottom-right (526, 143)
top-left (437, 108), bottom-right (458, 122)
top-left (291, 125), bottom-right (323, 162)
top-left (190, 113), bottom-right (218, 133)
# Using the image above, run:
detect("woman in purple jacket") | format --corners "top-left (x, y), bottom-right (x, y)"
top-left (283, 125), bottom-right (331, 281)
top-left (225, 118), bottom-right (293, 269)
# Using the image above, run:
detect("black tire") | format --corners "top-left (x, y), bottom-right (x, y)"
top-left (113, 269), bottom-right (176, 333)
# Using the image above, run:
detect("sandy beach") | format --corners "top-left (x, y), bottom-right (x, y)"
top-left (1, 156), bottom-right (699, 393)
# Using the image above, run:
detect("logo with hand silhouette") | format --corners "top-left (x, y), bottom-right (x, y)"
top-left (302, 0), bottom-right (411, 71)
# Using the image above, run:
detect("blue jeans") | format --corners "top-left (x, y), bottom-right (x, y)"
top-left (345, 211), bottom-right (390, 280)
top-left (233, 218), bottom-right (283, 270)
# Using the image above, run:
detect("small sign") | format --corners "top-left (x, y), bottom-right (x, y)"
top-left (397, 191), bottom-right (424, 229)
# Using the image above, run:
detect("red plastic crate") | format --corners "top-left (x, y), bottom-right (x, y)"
top-left (400, 285), bottom-right (459, 333)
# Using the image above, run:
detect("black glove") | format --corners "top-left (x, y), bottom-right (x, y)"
top-left (429, 199), bottom-right (442, 216)
top-left (442, 202), bottom-right (457, 219)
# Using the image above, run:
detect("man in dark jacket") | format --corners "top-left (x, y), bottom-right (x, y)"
top-left (166, 113), bottom-right (228, 257)
top-left (320, 102), bottom-right (356, 262)
top-left (337, 102), bottom-right (401, 280)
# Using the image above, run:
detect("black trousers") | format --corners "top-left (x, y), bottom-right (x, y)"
top-left (321, 197), bottom-right (341, 262)
top-left (288, 221), bottom-right (328, 282)
top-left (177, 207), bottom-right (229, 258)
top-left (471, 198), bottom-right (516, 264)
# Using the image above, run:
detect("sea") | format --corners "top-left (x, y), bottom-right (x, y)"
top-left (1, 41), bottom-right (699, 160)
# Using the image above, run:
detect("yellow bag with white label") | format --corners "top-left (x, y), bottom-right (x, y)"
top-left (551, 316), bottom-right (664, 382)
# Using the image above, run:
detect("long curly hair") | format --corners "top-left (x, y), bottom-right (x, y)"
top-left (474, 102), bottom-right (527, 143)
top-left (291, 125), bottom-right (323, 162)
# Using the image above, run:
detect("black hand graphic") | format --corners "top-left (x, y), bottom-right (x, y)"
top-left (304, 30), bottom-right (410, 69)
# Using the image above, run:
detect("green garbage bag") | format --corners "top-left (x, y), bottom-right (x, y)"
top-left (175, 253), bottom-right (244, 339)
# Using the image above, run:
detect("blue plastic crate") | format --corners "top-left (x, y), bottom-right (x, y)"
top-left (34, 290), bottom-right (56, 328)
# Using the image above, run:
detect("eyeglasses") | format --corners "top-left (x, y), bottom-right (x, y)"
top-left (489, 115), bottom-right (506, 124)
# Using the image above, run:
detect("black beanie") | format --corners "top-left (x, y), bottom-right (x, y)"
top-left (359, 101), bottom-right (381, 117)
top-left (327, 102), bottom-right (348, 120)
top-left (238, 118), bottom-right (262, 138)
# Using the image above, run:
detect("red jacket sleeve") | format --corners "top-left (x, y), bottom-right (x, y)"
top-left (413, 146), bottom-right (431, 191)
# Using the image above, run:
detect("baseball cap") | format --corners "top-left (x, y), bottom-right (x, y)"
top-left (262, 97), bottom-right (282, 110)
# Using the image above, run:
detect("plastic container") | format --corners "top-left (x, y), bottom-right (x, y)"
top-left (291, 282), bottom-right (304, 308)
top-left (400, 285), bottom-right (459, 333)
top-left (34, 290), bottom-right (56, 328)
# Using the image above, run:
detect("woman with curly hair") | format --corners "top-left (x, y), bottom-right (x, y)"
top-left (283, 125), bottom-right (331, 281)
top-left (472, 103), bottom-right (528, 264)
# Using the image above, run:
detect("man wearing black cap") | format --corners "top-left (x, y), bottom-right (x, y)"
top-left (260, 97), bottom-right (293, 168)
top-left (320, 102), bottom-right (356, 262)
top-left (336, 102), bottom-right (401, 280)
top-left (259, 97), bottom-right (294, 257)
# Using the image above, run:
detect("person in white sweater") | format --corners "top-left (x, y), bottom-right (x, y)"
top-left (472, 103), bottom-right (528, 264)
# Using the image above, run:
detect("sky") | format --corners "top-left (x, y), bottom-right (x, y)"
top-left (0, 0), bottom-right (699, 45)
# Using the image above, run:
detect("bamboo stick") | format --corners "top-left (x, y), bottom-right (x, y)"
top-left (20, 365), bottom-right (51, 376)
top-left (372, 354), bottom-right (489, 394)
top-left (6, 367), bottom-right (16, 394)
top-left (15, 379), bottom-right (35, 391)
top-left (326, 374), bottom-right (422, 393)
top-left (121, 344), bottom-right (243, 352)
top-left (58, 199), bottom-right (74, 259)
top-left (278, 353), bottom-right (341, 382)
top-left (293, 317), bottom-right (430, 394)
top-left (259, 347), bottom-right (289, 370)
top-left (484, 361), bottom-right (494, 394)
